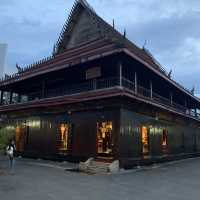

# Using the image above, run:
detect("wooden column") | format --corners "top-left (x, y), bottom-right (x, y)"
top-left (184, 100), bottom-right (187, 114)
top-left (119, 62), bottom-right (122, 87)
top-left (93, 79), bottom-right (97, 90)
top-left (18, 94), bottom-right (21, 103)
top-left (134, 72), bottom-right (138, 94)
top-left (195, 108), bottom-right (197, 117)
top-left (0, 91), bottom-right (3, 105)
top-left (170, 92), bottom-right (173, 105)
top-left (9, 91), bottom-right (13, 104)
top-left (42, 80), bottom-right (46, 98)
top-left (150, 81), bottom-right (153, 99)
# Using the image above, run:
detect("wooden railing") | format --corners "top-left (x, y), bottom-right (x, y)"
top-left (0, 76), bottom-right (199, 120)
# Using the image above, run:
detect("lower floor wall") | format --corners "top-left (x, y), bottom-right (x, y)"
top-left (0, 108), bottom-right (120, 161)
top-left (119, 108), bottom-right (200, 168)
top-left (1, 103), bottom-right (200, 168)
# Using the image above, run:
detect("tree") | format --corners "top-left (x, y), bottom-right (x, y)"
top-left (0, 127), bottom-right (15, 151)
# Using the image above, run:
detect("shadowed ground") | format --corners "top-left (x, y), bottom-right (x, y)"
top-left (1, 155), bottom-right (200, 200)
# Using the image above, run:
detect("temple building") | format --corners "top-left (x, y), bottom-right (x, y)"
top-left (1, 0), bottom-right (200, 168)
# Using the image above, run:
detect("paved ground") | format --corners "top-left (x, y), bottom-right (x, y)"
top-left (1, 155), bottom-right (200, 200)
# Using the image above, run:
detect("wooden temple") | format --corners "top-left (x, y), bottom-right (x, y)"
top-left (1, 0), bottom-right (200, 167)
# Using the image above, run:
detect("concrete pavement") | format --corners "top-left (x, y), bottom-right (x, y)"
top-left (1, 155), bottom-right (200, 200)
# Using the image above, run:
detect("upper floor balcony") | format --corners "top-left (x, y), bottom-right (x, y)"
top-left (0, 76), bottom-right (199, 120)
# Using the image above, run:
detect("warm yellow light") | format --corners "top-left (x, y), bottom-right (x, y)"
top-left (59, 123), bottom-right (68, 151)
top-left (6, 125), bottom-right (15, 130)
top-left (142, 126), bottom-right (148, 145)
top-left (60, 124), bottom-right (66, 141)
top-left (162, 130), bottom-right (168, 146)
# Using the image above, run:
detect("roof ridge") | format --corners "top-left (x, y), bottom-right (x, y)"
top-left (54, 0), bottom-right (97, 55)
top-left (77, 0), bottom-right (96, 13)
top-left (86, 8), bottom-right (169, 75)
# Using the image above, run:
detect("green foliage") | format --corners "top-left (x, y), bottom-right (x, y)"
top-left (0, 127), bottom-right (15, 151)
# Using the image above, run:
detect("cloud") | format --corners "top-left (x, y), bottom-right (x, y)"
top-left (159, 37), bottom-right (200, 91)
top-left (0, 0), bottom-right (73, 72)
top-left (0, 0), bottom-right (200, 93)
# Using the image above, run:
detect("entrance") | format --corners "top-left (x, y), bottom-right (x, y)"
top-left (97, 121), bottom-right (113, 157)
top-left (141, 126), bottom-right (149, 155)
top-left (56, 123), bottom-right (71, 154)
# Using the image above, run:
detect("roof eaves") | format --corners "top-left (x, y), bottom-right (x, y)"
top-left (122, 48), bottom-right (200, 104)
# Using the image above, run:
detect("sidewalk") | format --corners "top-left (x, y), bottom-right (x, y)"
top-left (0, 153), bottom-right (78, 173)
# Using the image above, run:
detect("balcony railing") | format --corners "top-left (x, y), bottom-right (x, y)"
top-left (1, 76), bottom-right (200, 120)
top-left (44, 77), bottom-right (119, 98)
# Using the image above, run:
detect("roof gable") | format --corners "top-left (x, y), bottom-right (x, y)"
top-left (63, 7), bottom-right (101, 49)
top-left (54, 0), bottom-right (126, 55)
top-left (53, 0), bottom-right (170, 78)
top-left (54, 0), bottom-right (102, 54)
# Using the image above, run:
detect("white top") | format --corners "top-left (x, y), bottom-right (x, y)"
top-left (6, 145), bottom-right (15, 156)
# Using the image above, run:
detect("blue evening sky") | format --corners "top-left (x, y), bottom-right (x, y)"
top-left (0, 0), bottom-right (200, 93)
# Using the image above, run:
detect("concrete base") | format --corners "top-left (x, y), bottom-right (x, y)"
top-left (108, 160), bottom-right (119, 173)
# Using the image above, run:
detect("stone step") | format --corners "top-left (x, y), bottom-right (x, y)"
top-left (86, 161), bottom-right (110, 173)
top-left (87, 167), bottom-right (108, 173)
top-left (87, 166), bottom-right (108, 171)
top-left (90, 161), bottom-right (110, 166)
top-left (79, 158), bottom-right (119, 174)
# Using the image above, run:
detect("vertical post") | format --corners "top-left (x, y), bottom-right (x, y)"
top-left (134, 72), bottom-right (137, 94)
top-left (42, 80), bottom-right (45, 98)
top-left (0, 91), bottom-right (3, 105)
top-left (150, 81), bottom-right (153, 99)
top-left (18, 94), bottom-right (21, 103)
top-left (9, 91), bottom-right (13, 104)
top-left (119, 62), bottom-right (122, 87)
top-left (184, 100), bottom-right (187, 114)
top-left (93, 79), bottom-right (97, 90)
top-left (195, 108), bottom-right (197, 117)
top-left (170, 92), bottom-right (173, 105)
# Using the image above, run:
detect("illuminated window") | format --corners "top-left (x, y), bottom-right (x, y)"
top-left (57, 123), bottom-right (70, 153)
top-left (141, 126), bottom-right (149, 154)
top-left (162, 129), bottom-right (168, 147)
top-left (16, 125), bottom-right (26, 152)
top-left (97, 121), bottom-right (113, 155)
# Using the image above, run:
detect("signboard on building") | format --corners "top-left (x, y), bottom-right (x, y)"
top-left (86, 67), bottom-right (101, 80)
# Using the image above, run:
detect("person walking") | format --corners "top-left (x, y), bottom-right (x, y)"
top-left (6, 140), bottom-right (16, 174)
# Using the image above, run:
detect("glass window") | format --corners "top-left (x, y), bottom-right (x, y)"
top-left (12, 93), bottom-right (19, 104)
top-left (97, 121), bottom-right (113, 156)
top-left (141, 126), bottom-right (149, 154)
top-left (162, 130), bottom-right (168, 146)
top-left (21, 95), bottom-right (28, 103)
top-left (56, 123), bottom-right (71, 154)
top-left (3, 91), bottom-right (10, 105)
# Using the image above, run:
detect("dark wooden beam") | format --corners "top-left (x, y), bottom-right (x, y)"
top-left (9, 91), bottom-right (13, 104)
top-left (0, 91), bottom-right (3, 105)
top-left (134, 72), bottom-right (137, 94)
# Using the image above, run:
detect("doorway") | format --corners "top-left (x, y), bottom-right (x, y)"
top-left (141, 126), bottom-right (150, 155)
top-left (97, 121), bottom-right (113, 157)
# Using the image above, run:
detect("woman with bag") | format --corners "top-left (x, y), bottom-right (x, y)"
top-left (6, 139), bottom-right (16, 174)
